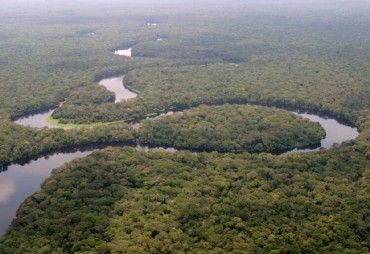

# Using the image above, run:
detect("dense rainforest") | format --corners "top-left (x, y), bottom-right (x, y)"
top-left (138, 105), bottom-right (325, 153)
top-left (0, 0), bottom-right (369, 253)
top-left (0, 123), bottom-right (135, 170)
top-left (1, 146), bottom-right (369, 253)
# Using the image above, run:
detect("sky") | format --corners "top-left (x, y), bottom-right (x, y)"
top-left (1, 0), bottom-right (369, 20)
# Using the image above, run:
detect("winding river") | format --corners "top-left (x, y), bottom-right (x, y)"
top-left (3, 75), bottom-right (359, 237)
top-left (99, 75), bottom-right (137, 102)
top-left (14, 109), bottom-right (55, 129)
top-left (289, 112), bottom-right (359, 151)
top-left (14, 75), bottom-right (136, 126)
top-left (14, 75), bottom-right (359, 151)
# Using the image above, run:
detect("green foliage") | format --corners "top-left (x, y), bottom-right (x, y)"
top-left (0, 1), bottom-right (369, 253)
top-left (64, 85), bottom-right (115, 106)
top-left (1, 147), bottom-right (369, 253)
top-left (48, 11), bottom-right (370, 127)
top-left (0, 123), bottom-right (135, 169)
top-left (52, 55), bottom-right (370, 127)
top-left (139, 104), bottom-right (325, 153)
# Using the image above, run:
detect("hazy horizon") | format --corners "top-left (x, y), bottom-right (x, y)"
top-left (2, 0), bottom-right (370, 13)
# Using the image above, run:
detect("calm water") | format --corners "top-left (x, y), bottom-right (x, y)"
top-left (0, 150), bottom-right (94, 236)
top-left (98, 75), bottom-right (137, 102)
top-left (290, 112), bottom-right (359, 152)
top-left (14, 109), bottom-right (55, 128)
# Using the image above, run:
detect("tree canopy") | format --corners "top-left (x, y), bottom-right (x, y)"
top-left (0, 1), bottom-right (369, 253)
top-left (1, 146), bottom-right (369, 253)
top-left (139, 104), bottom-right (325, 153)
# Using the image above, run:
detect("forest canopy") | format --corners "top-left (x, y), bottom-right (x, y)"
top-left (0, 0), bottom-right (369, 253)
top-left (1, 146), bottom-right (369, 253)
top-left (138, 104), bottom-right (325, 153)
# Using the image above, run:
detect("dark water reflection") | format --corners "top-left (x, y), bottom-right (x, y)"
top-left (288, 112), bottom-right (359, 153)
top-left (0, 150), bottom-right (94, 236)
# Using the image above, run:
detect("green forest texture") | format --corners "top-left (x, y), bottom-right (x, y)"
top-left (1, 146), bottom-right (369, 253)
top-left (0, 123), bottom-right (135, 169)
top-left (0, 1), bottom-right (369, 253)
top-left (138, 104), bottom-right (325, 153)
top-left (62, 85), bottom-right (115, 106)
top-left (0, 5), bottom-right (242, 166)
top-left (47, 7), bottom-right (370, 128)
top-left (52, 57), bottom-right (370, 128)
top-left (0, 9), bottom-right (217, 167)
top-left (1, 3), bottom-right (369, 168)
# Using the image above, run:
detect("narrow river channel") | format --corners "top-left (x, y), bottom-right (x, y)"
top-left (3, 74), bottom-right (359, 237)
top-left (14, 74), bottom-right (359, 152)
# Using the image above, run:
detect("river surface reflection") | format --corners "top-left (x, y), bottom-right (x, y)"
top-left (0, 150), bottom-right (93, 236)
top-left (14, 109), bottom-right (55, 128)
top-left (98, 75), bottom-right (137, 102)
top-left (288, 112), bottom-right (359, 153)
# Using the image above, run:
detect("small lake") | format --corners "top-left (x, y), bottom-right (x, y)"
top-left (114, 48), bottom-right (131, 57)
top-left (0, 150), bottom-right (94, 236)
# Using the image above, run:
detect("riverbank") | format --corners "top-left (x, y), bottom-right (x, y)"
top-left (13, 74), bottom-right (359, 155)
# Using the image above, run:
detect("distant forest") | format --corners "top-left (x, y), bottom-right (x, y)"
top-left (0, 0), bottom-right (369, 253)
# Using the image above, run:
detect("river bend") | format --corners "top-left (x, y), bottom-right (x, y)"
top-left (5, 74), bottom-right (359, 237)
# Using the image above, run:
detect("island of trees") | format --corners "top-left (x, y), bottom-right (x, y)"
top-left (138, 104), bottom-right (325, 153)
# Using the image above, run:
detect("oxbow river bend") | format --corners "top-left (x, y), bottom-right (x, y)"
top-left (14, 74), bottom-right (359, 151)
top-left (2, 74), bottom-right (359, 237)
